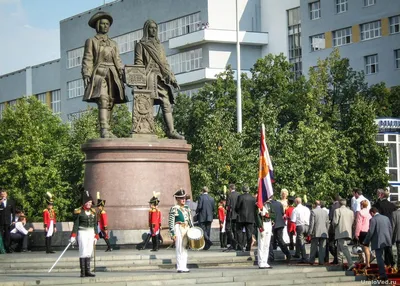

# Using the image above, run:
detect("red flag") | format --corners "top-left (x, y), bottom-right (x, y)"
top-left (257, 124), bottom-right (274, 209)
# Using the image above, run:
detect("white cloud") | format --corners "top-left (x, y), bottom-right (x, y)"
top-left (0, 0), bottom-right (60, 75)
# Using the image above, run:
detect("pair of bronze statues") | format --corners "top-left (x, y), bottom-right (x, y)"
top-left (82, 11), bottom-right (183, 140)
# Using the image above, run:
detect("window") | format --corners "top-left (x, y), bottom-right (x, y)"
top-left (37, 93), bottom-right (47, 104)
top-left (167, 48), bottom-right (203, 74)
top-left (336, 0), bottom-right (348, 13)
top-left (158, 12), bottom-right (201, 43)
top-left (333, 27), bottom-right (352, 47)
top-left (67, 79), bottom-right (84, 99)
top-left (180, 88), bottom-right (200, 97)
top-left (395, 49), bottom-right (400, 69)
top-left (67, 47), bottom-right (84, 69)
top-left (363, 0), bottom-right (376, 6)
top-left (67, 110), bottom-right (89, 121)
top-left (113, 29), bottom-right (143, 54)
top-left (309, 1), bottom-right (321, 20)
top-left (390, 15), bottom-right (400, 34)
top-left (51, 90), bottom-right (61, 114)
top-left (9, 100), bottom-right (17, 109)
top-left (0, 103), bottom-right (5, 120)
top-left (287, 7), bottom-right (302, 79)
top-left (310, 34), bottom-right (325, 51)
top-left (360, 20), bottom-right (381, 40)
top-left (365, 54), bottom-right (378, 74)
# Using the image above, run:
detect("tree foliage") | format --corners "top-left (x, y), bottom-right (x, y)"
top-left (0, 97), bottom-right (70, 221)
top-left (174, 50), bottom-right (391, 203)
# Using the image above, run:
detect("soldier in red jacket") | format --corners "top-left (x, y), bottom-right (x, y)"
top-left (149, 192), bottom-right (161, 251)
top-left (97, 198), bottom-right (112, 252)
top-left (218, 198), bottom-right (227, 248)
top-left (43, 192), bottom-right (57, 254)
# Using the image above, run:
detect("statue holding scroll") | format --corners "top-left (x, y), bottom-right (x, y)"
top-left (129, 19), bottom-right (184, 140)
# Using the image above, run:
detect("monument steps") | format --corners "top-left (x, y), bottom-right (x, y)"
top-left (0, 267), bottom-right (366, 286)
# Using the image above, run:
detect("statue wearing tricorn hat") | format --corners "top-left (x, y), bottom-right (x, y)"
top-left (82, 11), bottom-right (128, 138)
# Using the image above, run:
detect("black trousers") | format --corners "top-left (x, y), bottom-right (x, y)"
top-left (10, 232), bottom-right (28, 251)
top-left (0, 224), bottom-right (11, 250)
top-left (273, 227), bottom-right (291, 257)
top-left (226, 219), bottom-right (239, 248)
top-left (384, 245), bottom-right (395, 267)
top-left (199, 221), bottom-right (212, 245)
top-left (238, 222), bottom-right (254, 251)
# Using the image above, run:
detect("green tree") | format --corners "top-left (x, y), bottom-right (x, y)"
top-left (0, 97), bottom-right (70, 221)
top-left (389, 86), bottom-right (400, 117)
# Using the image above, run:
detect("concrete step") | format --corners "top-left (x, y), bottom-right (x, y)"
top-left (0, 267), bottom-right (364, 286)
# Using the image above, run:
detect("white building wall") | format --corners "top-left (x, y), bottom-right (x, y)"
top-left (260, 0), bottom-right (300, 57)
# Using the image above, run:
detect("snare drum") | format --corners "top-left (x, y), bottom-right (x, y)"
top-left (187, 226), bottom-right (205, 250)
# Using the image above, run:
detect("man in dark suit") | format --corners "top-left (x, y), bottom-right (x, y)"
top-left (373, 188), bottom-right (396, 267)
top-left (196, 186), bottom-right (215, 250)
top-left (270, 198), bottom-right (291, 262)
top-left (0, 190), bottom-right (16, 253)
top-left (364, 207), bottom-right (393, 281)
top-left (235, 185), bottom-right (256, 251)
top-left (225, 184), bottom-right (240, 251)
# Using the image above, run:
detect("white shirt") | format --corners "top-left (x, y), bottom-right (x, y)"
top-left (291, 204), bottom-right (311, 226)
top-left (354, 195), bottom-right (371, 212)
top-left (10, 222), bottom-right (28, 235)
top-left (351, 196), bottom-right (357, 212)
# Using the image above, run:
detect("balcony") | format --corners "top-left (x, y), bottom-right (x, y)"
top-left (169, 29), bottom-right (268, 49)
top-left (175, 68), bottom-right (251, 86)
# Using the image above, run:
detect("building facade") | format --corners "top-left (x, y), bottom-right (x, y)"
top-left (301, 0), bottom-right (400, 86)
top-left (1, 0), bottom-right (279, 121)
top-left (376, 118), bottom-right (400, 201)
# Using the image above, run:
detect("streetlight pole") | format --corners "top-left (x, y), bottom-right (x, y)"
top-left (236, 0), bottom-right (242, 133)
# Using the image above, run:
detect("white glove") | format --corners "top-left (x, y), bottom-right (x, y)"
top-left (94, 238), bottom-right (98, 245)
top-left (70, 237), bottom-right (76, 244)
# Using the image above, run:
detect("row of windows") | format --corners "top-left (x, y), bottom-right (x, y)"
top-left (288, 7), bottom-right (302, 79)
top-left (113, 29), bottom-right (143, 54)
top-left (158, 12), bottom-right (201, 43)
top-left (363, 50), bottom-right (400, 75)
top-left (167, 48), bottom-right (203, 75)
top-left (0, 90), bottom-right (61, 119)
top-left (66, 12), bottom-right (201, 69)
top-left (309, 0), bottom-right (376, 20)
top-left (67, 79), bottom-right (84, 99)
top-left (310, 15), bottom-right (400, 51)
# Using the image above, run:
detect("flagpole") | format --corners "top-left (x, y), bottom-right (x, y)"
top-left (236, 0), bottom-right (242, 133)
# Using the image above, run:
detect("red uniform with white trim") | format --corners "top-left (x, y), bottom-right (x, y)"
top-left (149, 207), bottom-right (161, 236)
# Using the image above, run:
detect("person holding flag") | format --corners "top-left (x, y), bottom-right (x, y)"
top-left (255, 124), bottom-right (276, 269)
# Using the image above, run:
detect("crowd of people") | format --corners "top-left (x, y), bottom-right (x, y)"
top-left (1, 183), bottom-right (399, 282)
top-left (167, 184), bottom-right (399, 282)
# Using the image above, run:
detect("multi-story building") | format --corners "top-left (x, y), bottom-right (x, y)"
top-left (1, 0), bottom-right (279, 121)
top-left (301, 0), bottom-right (400, 86)
top-left (0, 0), bottom-right (399, 194)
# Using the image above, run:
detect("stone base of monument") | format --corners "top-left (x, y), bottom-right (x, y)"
top-left (81, 136), bottom-right (192, 231)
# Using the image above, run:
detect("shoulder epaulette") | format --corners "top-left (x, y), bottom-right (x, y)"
top-left (101, 210), bottom-right (106, 214)
top-left (74, 208), bottom-right (81, 214)
top-left (43, 209), bottom-right (49, 213)
top-left (90, 208), bottom-right (96, 214)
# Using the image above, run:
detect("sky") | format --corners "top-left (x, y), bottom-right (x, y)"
top-left (0, 0), bottom-right (113, 75)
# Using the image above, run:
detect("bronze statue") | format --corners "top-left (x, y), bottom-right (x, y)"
top-left (82, 12), bottom-right (128, 138)
top-left (133, 19), bottom-right (184, 140)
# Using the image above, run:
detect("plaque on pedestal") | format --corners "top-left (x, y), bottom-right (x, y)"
top-left (124, 65), bottom-right (146, 87)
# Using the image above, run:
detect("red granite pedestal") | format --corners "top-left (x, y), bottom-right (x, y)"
top-left (81, 136), bottom-right (192, 232)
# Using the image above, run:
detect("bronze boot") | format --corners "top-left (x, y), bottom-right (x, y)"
top-left (164, 112), bottom-right (184, 140)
